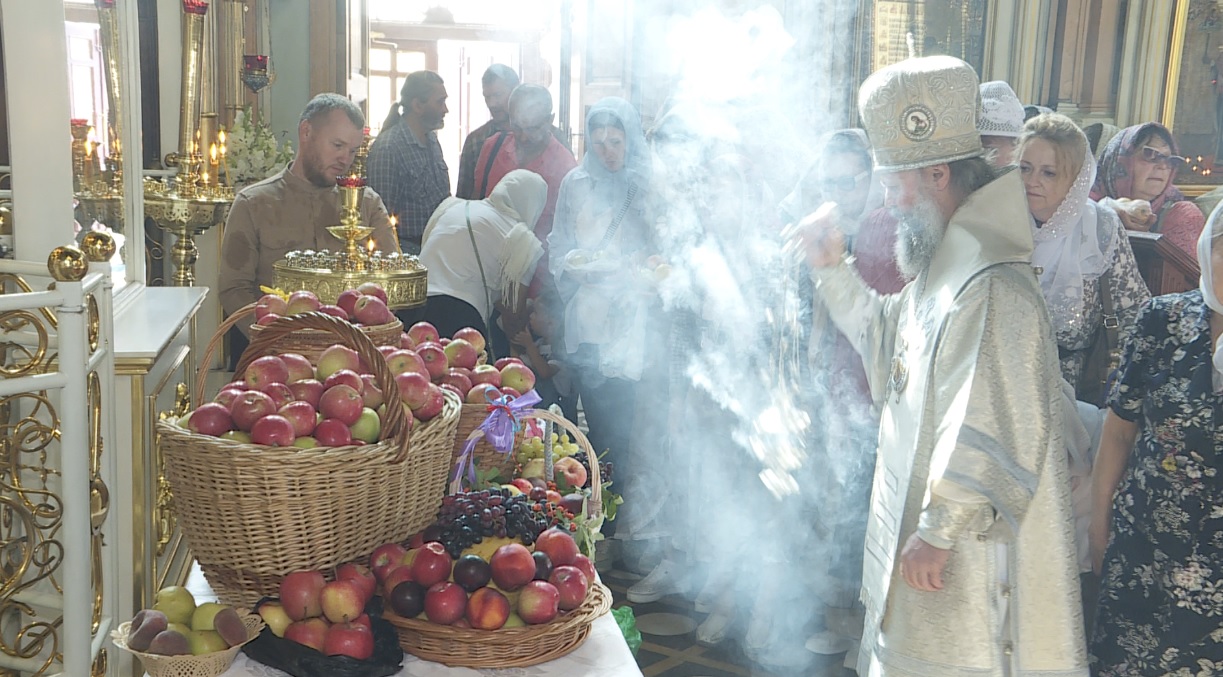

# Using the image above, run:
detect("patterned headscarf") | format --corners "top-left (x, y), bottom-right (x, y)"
top-left (1089, 122), bottom-right (1187, 215)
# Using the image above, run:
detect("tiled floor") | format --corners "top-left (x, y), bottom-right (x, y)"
top-left (599, 566), bottom-right (855, 677)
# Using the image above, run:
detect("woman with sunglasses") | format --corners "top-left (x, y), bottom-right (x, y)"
top-left (1019, 113), bottom-right (1150, 404)
top-left (1090, 122), bottom-right (1205, 258)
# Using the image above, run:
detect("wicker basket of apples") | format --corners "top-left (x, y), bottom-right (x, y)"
top-left (243, 283), bottom-right (404, 363)
top-left (402, 321), bottom-right (539, 481)
top-left (158, 311), bottom-right (461, 608)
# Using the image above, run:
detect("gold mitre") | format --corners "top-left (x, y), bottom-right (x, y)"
top-left (858, 55), bottom-right (984, 172)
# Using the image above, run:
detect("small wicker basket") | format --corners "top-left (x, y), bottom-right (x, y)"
top-left (111, 612), bottom-right (263, 677)
top-left (161, 312), bottom-right (460, 607)
top-left (383, 583), bottom-right (612, 668)
top-left (450, 403), bottom-right (522, 481)
top-left (226, 302), bottom-right (403, 365)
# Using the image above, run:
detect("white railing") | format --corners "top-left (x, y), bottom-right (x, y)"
top-left (0, 240), bottom-right (116, 677)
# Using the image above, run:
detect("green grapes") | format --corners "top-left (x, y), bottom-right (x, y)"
top-left (516, 434), bottom-right (579, 462)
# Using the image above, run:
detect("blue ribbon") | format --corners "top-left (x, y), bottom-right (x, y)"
top-left (451, 389), bottom-right (542, 487)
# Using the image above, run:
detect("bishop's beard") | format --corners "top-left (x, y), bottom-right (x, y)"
top-left (893, 192), bottom-right (948, 280)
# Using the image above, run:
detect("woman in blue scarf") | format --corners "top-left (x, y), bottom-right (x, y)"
top-left (547, 97), bottom-right (654, 497)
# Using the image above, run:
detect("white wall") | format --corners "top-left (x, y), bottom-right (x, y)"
top-left (268, 0), bottom-right (310, 142)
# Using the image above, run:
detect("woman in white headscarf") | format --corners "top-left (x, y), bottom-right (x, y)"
top-left (1017, 113), bottom-right (1150, 404)
top-left (419, 169), bottom-right (548, 339)
top-left (1087, 204), bottom-right (1223, 675)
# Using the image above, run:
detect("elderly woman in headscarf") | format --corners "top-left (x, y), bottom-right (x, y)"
top-left (1018, 113), bottom-right (1150, 404)
top-left (1087, 204), bottom-right (1223, 676)
top-left (418, 169), bottom-right (548, 339)
top-left (548, 97), bottom-right (653, 496)
top-left (1091, 121), bottom-right (1206, 258)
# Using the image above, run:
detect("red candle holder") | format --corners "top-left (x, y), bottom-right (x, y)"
top-left (182, 0), bottom-right (208, 15)
top-left (337, 177), bottom-right (366, 189)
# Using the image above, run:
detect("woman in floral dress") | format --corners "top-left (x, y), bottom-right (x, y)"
top-left (1088, 207), bottom-right (1223, 675)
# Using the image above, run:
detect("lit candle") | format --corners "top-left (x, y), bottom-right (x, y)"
top-left (219, 136), bottom-right (230, 187)
top-left (200, 170), bottom-right (209, 187)
top-left (367, 238), bottom-right (375, 255)
top-left (84, 140), bottom-right (95, 182)
top-left (210, 143), bottom-right (218, 167)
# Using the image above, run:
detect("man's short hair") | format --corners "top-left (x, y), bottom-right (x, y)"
top-left (482, 64), bottom-right (520, 90)
top-left (508, 84), bottom-right (553, 120)
top-left (300, 93), bottom-right (364, 129)
top-left (948, 156), bottom-right (996, 201)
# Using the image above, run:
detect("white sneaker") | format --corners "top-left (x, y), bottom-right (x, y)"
top-left (693, 571), bottom-right (734, 613)
top-left (626, 558), bottom-right (685, 603)
top-left (805, 630), bottom-right (853, 655)
top-left (696, 607), bottom-right (735, 645)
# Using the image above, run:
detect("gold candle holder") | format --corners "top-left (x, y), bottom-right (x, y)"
top-left (326, 180), bottom-right (375, 272)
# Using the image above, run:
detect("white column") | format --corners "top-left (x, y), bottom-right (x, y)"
top-left (1113, 0), bottom-right (1178, 127)
top-left (981, 0), bottom-right (1054, 105)
top-left (117, 0), bottom-right (147, 289)
top-left (159, 0), bottom-right (184, 157)
top-left (0, 0), bottom-right (76, 261)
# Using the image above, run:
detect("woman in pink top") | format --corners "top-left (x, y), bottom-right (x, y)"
top-left (1090, 122), bottom-right (1206, 259)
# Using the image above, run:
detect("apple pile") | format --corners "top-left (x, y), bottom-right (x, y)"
top-left (402, 322), bottom-right (537, 405)
top-left (373, 527), bottom-right (594, 630)
top-left (125, 586), bottom-right (249, 656)
top-left (256, 568), bottom-right (378, 660)
top-left (253, 282), bottom-right (396, 328)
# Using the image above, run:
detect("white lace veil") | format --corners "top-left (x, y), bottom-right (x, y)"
top-left (1030, 145), bottom-right (1111, 335)
top-left (1196, 201), bottom-right (1223, 390)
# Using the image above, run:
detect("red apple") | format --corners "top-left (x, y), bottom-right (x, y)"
top-left (546, 490), bottom-right (562, 504)
top-left (548, 566), bottom-right (590, 611)
top-left (323, 621), bottom-right (373, 660)
top-left (535, 528), bottom-right (580, 567)
top-left (213, 386), bottom-right (246, 409)
top-left (279, 353), bottom-right (314, 383)
top-left (439, 338), bottom-right (451, 346)
top-left (351, 613), bottom-right (371, 632)
top-left (453, 327), bottom-right (487, 354)
top-left (424, 582), bottom-right (467, 625)
top-left (322, 369), bottom-right (364, 394)
top-left (335, 563), bottom-right (376, 604)
top-left (256, 313), bottom-right (281, 326)
top-left (501, 387), bottom-right (522, 399)
top-left (382, 564), bottom-right (416, 597)
top-left (244, 355), bottom-right (289, 389)
top-left (353, 295), bottom-right (393, 326)
top-left (228, 380), bottom-right (249, 390)
top-left (494, 357), bottom-right (524, 371)
top-left (517, 580), bottom-right (560, 624)
top-left (470, 364), bottom-right (502, 388)
top-left (319, 580), bottom-right (365, 624)
top-left (288, 379), bottom-right (324, 409)
top-left (443, 338), bottom-right (479, 370)
top-left (319, 384), bottom-right (363, 426)
top-left (336, 289), bottom-right (361, 318)
top-left (510, 478), bottom-right (533, 495)
top-left (251, 414), bottom-right (295, 446)
top-left (570, 554), bottom-right (597, 585)
top-left (440, 369), bottom-right (473, 394)
top-left (315, 419), bottom-right (353, 446)
top-left (186, 402), bottom-right (233, 436)
top-left (490, 543), bottom-right (535, 591)
top-left (416, 342), bottom-right (448, 380)
top-left (407, 321), bottom-right (439, 345)
top-left (318, 304), bottom-right (349, 320)
top-left (277, 401), bottom-right (317, 437)
top-left (284, 617), bottom-right (329, 651)
top-left (466, 383), bottom-right (501, 404)
top-left (500, 362), bottom-right (536, 393)
top-left (370, 542), bottom-right (408, 580)
top-left (317, 344), bottom-right (360, 381)
top-left (554, 457), bottom-right (589, 490)
top-left (280, 570), bottom-right (326, 621)
top-left (228, 390), bottom-right (277, 432)
top-left (356, 282), bottom-right (388, 304)
top-left (439, 383), bottom-right (465, 400)
top-left (260, 382), bottom-right (294, 409)
top-left (285, 290), bottom-right (321, 315)
top-left (466, 586), bottom-right (510, 630)
top-left (413, 385), bottom-right (445, 421)
top-left (377, 345), bottom-right (397, 359)
top-left (386, 349), bottom-right (427, 377)
top-left (360, 374), bottom-right (384, 408)
top-left (410, 542), bottom-right (452, 588)
top-left (399, 332), bottom-right (416, 350)
top-left (254, 293), bottom-right (287, 320)
top-left (395, 372), bottom-right (432, 410)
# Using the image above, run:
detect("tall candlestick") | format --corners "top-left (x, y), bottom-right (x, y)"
top-left (85, 141), bottom-right (95, 184)
top-left (209, 143), bottom-right (219, 186)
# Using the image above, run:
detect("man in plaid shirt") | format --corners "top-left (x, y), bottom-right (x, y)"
top-left (367, 70), bottom-right (452, 254)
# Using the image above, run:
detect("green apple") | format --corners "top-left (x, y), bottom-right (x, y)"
top-left (191, 602), bottom-right (227, 631)
top-left (220, 430), bottom-right (252, 444)
top-left (186, 629), bottom-right (228, 655)
top-left (167, 622), bottom-right (191, 636)
top-left (292, 436), bottom-right (319, 449)
top-left (521, 459), bottom-right (545, 479)
top-left (349, 407), bottom-right (381, 443)
top-left (153, 586), bottom-right (196, 626)
top-left (503, 612), bottom-right (526, 628)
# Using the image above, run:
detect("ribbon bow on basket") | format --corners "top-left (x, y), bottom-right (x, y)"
top-left (451, 389), bottom-right (542, 490)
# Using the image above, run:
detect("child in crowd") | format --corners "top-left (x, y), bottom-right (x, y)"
top-left (510, 290), bottom-right (577, 421)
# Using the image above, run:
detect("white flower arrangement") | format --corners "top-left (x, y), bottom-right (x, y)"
top-left (227, 108), bottom-right (295, 184)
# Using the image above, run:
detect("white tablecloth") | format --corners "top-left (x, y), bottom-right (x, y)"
top-left (218, 613), bottom-right (642, 677)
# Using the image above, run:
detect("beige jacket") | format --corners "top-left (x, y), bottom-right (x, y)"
top-left (816, 168), bottom-right (1088, 677)
top-left (218, 165), bottom-right (400, 320)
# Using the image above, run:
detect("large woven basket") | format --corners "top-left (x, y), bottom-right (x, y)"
top-left (383, 582), bottom-right (612, 668)
top-left (227, 302), bottom-right (403, 363)
top-left (160, 312), bottom-right (461, 607)
top-left (111, 612), bottom-right (263, 677)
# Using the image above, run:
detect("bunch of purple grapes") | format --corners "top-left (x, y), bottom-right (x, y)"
top-left (571, 451), bottom-right (612, 487)
top-left (426, 489), bottom-right (550, 558)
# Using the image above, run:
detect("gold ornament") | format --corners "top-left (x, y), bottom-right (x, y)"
top-left (81, 230), bottom-right (117, 263)
top-left (48, 245), bottom-right (88, 281)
